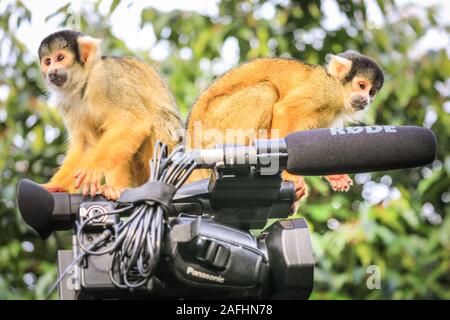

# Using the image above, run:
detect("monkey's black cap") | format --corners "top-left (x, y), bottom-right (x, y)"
top-left (38, 30), bottom-right (86, 62)
top-left (339, 50), bottom-right (384, 92)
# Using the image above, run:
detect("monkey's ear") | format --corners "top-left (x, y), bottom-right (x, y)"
top-left (78, 36), bottom-right (102, 65)
top-left (326, 54), bottom-right (352, 80)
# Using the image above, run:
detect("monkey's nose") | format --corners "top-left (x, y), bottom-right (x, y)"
top-left (48, 70), bottom-right (67, 87)
top-left (48, 71), bottom-right (58, 81)
top-left (351, 95), bottom-right (368, 110)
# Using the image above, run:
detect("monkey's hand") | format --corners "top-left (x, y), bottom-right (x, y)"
top-left (74, 169), bottom-right (125, 200)
top-left (324, 174), bottom-right (353, 192)
top-left (102, 185), bottom-right (125, 201)
top-left (74, 168), bottom-right (105, 197)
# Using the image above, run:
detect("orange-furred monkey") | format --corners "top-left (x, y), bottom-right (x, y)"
top-left (186, 52), bottom-right (384, 204)
top-left (38, 30), bottom-right (183, 200)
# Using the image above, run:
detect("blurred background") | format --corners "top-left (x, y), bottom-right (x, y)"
top-left (0, 0), bottom-right (449, 299)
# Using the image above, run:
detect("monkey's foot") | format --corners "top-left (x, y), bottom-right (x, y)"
top-left (293, 176), bottom-right (308, 201)
top-left (74, 168), bottom-right (105, 197)
top-left (285, 175), bottom-right (309, 214)
top-left (101, 185), bottom-right (125, 201)
top-left (324, 174), bottom-right (353, 192)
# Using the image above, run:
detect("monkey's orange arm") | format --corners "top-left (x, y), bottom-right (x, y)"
top-left (74, 114), bottom-right (151, 197)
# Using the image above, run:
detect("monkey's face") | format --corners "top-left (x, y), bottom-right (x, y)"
top-left (345, 75), bottom-right (379, 111)
top-left (40, 48), bottom-right (75, 89)
top-left (39, 30), bottom-right (101, 93)
top-left (326, 51), bottom-right (384, 114)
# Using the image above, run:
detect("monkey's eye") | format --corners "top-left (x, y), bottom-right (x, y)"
top-left (359, 82), bottom-right (366, 90)
top-left (44, 58), bottom-right (51, 66)
top-left (369, 89), bottom-right (376, 97)
top-left (57, 54), bottom-right (65, 62)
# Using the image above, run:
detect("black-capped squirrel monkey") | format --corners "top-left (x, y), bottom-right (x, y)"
top-left (38, 30), bottom-right (182, 200)
top-left (186, 51), bottom-right (384, 201)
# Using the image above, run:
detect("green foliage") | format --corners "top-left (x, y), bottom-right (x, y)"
top-left (0, 0), bottom-right (448, 299)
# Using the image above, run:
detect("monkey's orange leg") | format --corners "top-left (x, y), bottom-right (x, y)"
top-left (75, 118), bottom-right (150, 197)
top-left (270, 95), bottom-right (321, 203)
top-left (271, 94), bottom-right (353, 194)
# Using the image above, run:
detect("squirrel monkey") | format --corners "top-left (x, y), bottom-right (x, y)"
top-left (186, 51), bottom-right (384, 200)
top-left (38, 30), bottom-right (182, 200)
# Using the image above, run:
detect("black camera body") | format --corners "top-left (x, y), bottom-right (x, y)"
top-left (51, 167), bottom-right (313, 300)
top-left (172, 166), bottom-right (295, 230)
top-left (59, 212), bottom-right (313, 299)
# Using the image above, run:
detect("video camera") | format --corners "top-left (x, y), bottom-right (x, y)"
top-left (17, 126), bottom-right (437, 299)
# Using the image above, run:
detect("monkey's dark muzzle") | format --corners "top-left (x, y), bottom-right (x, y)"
top-left (48, 70), bottom-right (68, 87)
top-left (351, 95), bottom-right (369, 110)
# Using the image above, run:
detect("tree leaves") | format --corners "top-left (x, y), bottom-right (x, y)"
top-left (0, 0), bottom-right (449, 299)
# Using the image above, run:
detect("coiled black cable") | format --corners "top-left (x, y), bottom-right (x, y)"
top-left (75, 141), bottom-right (196, 290)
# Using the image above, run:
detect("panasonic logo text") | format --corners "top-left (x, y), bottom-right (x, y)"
top-left (330, 126), bottom-right (397, 135)
top-left (186, 266), bottom-right (225, 283)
